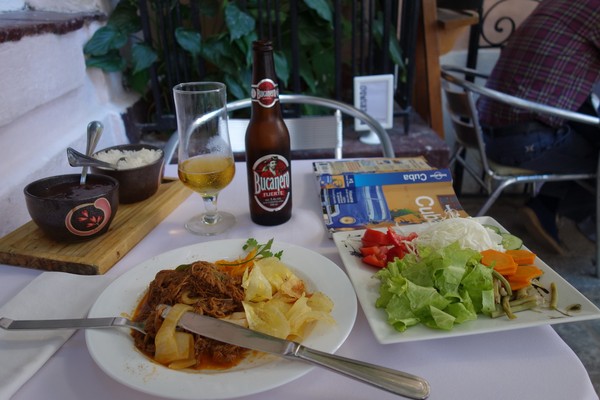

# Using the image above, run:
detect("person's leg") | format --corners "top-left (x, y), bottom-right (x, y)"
top-left (556, 97), bottom-right (600, 242)
top-left (522, 130), bottom-right (598, 246)
top-left (484, 121), bottom-right (598, 251)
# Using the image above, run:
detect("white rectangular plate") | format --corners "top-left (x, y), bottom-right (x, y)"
top-left (333, 216), bottom-right (600, 344)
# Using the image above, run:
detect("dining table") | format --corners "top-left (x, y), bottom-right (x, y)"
top-left (0, 159), bottom-right (598, 400)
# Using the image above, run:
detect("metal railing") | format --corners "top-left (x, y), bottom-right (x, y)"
top-left (464, 0), bottom-right (542, 69)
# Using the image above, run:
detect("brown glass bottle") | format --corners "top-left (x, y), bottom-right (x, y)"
top-left (245, 40), bottom-right (292, 225)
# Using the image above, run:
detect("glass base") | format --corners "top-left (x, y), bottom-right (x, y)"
top-left (185, 212), bottom-right (236, 236)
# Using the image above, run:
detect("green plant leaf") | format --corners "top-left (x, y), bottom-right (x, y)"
top-left (83, 25), bottom-right (128, 56)
top-left (108, 0), bottom-right (141, 35)
top-left (303, 0), bottom-right (333, 23)
top-left (128, 69), bottom-right (150, 95)
top-left (175, 27), bottom-right (202, 57)
top-left (201, 35), bottom-right (244, 75)
top-left (307, 46), bottom-right (335, 95)
top-left (201, 36), bottom-right (228, 64)
top-left (298, 51), bottom-right (317, 94)
top-left (131, 43), bottom-right (158, 74)
top-left (224, 3), bottom-right (256, 41)
top-left (85, 51), bottom-right (126, 72)
top-left (388, 36), bottom-right (404, 68)
top-left (224, 74), bottom-right (246, 100)
top-left (274, 51), bottom-right (290, 87)
top-left (198, 0), bottom-right (219, 17)
top-left (373, 13), bottom-right (406, 76)
top-left (297, 16), bottom-right (333, 47)
top-left (235, 32), bottom-right (258, 67)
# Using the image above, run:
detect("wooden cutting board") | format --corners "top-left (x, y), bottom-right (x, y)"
top-left (0, 179), bottom-right (192, 275)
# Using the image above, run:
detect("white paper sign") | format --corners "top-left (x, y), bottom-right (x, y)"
top-left (353, 74), bottom-right (394, 132)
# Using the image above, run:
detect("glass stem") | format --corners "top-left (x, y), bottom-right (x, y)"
top-left (201, 194), bottom-right (221, 225)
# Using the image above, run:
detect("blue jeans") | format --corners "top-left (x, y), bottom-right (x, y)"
top-left (483, 118), bottom-right (599, 222)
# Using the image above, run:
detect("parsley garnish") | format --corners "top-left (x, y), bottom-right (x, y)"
top-left (243, 238), bottom-right (283, 260)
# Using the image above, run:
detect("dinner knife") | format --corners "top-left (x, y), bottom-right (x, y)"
top-left (162, 306), bottom-right (430, 399)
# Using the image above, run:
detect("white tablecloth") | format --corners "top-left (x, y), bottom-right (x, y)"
top-left (0, 160), bottom-right (597, 400)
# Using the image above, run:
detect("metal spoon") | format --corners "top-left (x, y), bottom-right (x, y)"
top-left (80, 121), bottom-right (104, 184)
top-left (66, 147), bottom-right (119, 170)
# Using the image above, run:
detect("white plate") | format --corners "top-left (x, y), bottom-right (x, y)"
top-left (86, 239), bottom-right (357, 399)
top-left (333, 216), bottom-right (600, 344)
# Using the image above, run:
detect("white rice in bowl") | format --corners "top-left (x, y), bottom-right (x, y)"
top-left (94, 148), bottom-right (162, 170)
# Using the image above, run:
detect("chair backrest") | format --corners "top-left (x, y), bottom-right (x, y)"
top-left (163, 94), bottom-right (394, 164)
top-left (440, 67), bottom-right (494, 174)
top-left (441, 65), bottom-right (600, 128)
top-left (228, 112), bottom-right (342, 159)
top-left (441, 64), bottom-right (600, 168)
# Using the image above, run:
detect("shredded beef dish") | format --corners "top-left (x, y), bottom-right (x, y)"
top-left (131, 261), bottom-right (250, 369)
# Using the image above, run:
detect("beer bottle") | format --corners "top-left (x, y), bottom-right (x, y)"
top-left (245, 40), bottom-right (292, 225)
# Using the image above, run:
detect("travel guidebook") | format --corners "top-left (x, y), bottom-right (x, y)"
top-left (312, 158), bottom-right (468, 236)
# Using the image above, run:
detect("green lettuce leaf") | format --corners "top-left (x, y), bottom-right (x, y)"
top-left (375, 242), bottom-right (491, 331)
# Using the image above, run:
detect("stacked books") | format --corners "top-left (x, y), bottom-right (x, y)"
top-left (313, 157), bottom-right (468, 236)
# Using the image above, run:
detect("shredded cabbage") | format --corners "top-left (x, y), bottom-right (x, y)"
top-left (414, 217), bottom-right (504, 252)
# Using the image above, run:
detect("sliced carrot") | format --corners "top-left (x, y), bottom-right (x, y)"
top-left (480, 249), bottom-right (518, 276)
top-left (506, 265), bottom-right (544, 291)
top-left (215, 248), bottom-right (258, 277)
top-left (505, 249), bottom-right (537, 265)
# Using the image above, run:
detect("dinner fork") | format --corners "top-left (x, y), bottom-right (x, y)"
top-left (0, 316), bottom-right (146, 334)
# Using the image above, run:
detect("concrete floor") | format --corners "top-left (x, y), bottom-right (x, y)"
top-left (460, 194), bottom-right (600, 396)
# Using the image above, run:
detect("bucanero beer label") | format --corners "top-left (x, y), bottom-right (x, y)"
top-left (252, 154), bottom-right (291, 211)
top-left (251, 79), bottom-right (279, 108)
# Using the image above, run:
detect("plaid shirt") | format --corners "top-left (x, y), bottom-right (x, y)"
top-left (477, 0), bottom-right (600, 128)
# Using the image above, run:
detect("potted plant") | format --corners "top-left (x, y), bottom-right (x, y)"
top-left (83, 0), bottom-right (404, 141)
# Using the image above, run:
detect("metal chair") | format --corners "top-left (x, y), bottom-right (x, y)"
top-left (441, 64), bottom-right (600, 276)
top-left (163, 94), bottom-right (395, 164)
top-left (228, 111), bottom-right (343, 159)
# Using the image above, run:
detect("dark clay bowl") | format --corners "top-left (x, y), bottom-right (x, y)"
top-left (91, 144), bottom-right (165, 204)
top-left (24, 174), bottom-right (119, 242)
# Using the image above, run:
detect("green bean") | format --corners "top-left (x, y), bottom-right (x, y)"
top-left (550, 282), bottom-right (558, 310)
top-left (492, 270), bottom-right (513, 297)
top-left (509, 295), bottom-right (539, 307)
top-left (493, 277), bottom-right (501, 304)
top-left (501, 296), bottom-right (517, 320)
top-left (490, 298), bottom-right (538, 319)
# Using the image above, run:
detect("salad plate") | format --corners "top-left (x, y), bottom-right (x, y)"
top-left (86, 239), bottom-right (357, 399)
top-left (333, 216), bottom-right (600, 344)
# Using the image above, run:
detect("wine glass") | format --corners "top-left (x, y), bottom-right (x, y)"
top-left (173, 82), bottom-right (236, 235)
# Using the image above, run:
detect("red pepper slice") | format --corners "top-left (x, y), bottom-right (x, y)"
top-left (360, 228), bottom-right (418, 268)
top-left (360, 245), bottom-right (389, 257)
top-left (387, 228), bottom-right (417, 248)
top-left (362, 254), bottom-right (387, 268)
top-left (361, 228), bottom-right (391, 247)
top-left (386, 246), bottom-right (406, 263)
top-left (386, 227), bottom-right (404, 247)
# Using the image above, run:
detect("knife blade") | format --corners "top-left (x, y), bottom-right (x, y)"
top-left (161, 305), bottom-right (430, 399)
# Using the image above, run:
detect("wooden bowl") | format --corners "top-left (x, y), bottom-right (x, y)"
top-left (91, 144), bottom-right (165, 204)
top-left (24, 174), bottom-right (119, 242)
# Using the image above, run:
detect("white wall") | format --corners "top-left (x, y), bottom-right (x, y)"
top-left (0, 0), bottom-right (110, 12)
top-left (0, 1), bottom-right (25, 12)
